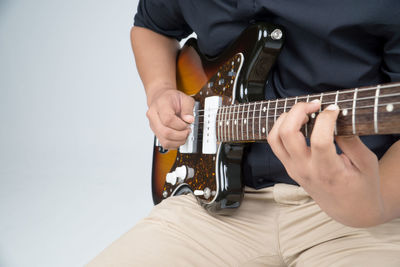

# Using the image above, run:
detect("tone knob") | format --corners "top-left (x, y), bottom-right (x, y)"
top-left (166, 172), bottom-right (177, 185)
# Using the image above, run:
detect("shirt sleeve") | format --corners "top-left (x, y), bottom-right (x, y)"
top-left (133, 0), bottom-right (193, 41)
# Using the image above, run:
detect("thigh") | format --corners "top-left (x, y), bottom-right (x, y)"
top-left (294, 217), bottom-right (400, 267)
top-left (87, 189), bottom-right (282, 267)
top-left (274, 184), bottom-right (400, 267)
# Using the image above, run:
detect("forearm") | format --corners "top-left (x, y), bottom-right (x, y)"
top-left (379, 140), bottom-right (400, 223)
top-left (130, 26), bottom-right (180, 106)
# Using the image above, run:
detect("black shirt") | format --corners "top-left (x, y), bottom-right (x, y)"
top-left (134, 0), bottom-right (400, 188)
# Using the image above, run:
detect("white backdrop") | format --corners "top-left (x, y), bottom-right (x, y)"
top-left (0, 0), bottom-right (154, 266)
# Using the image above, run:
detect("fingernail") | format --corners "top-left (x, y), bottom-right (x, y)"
top-left (183, 114), bottom-right (194, 123)
top-left (326, 104), bottom-right (339, 111)
top-left (311, 99), bottom-right (320, 103)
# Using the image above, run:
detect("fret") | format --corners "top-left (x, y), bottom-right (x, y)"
top-left (220, 107), bottom-right (223, 141)
top-left (305, 95), bottom-right (310, 137)
top-left (210, 82), bottom-right (400, 143)
top-left (259, 103), bottom-right (262, 139)
top-left (284, 97), bottom-right (288, 113)
top-left (334, 90), bottom-right (339, 135)
top-left (246, 103), bottom-right (250, 140)
top-left (240, 104), bottom-right (246, 140)
top-left (219, 106), bottom-right (223, 142)
top-left (374, 85), bottom-right (380, 134)
top-left (227, 105), bottom-right (232, 141)
top-left (236, 104), bottom-right (240, 141)
top-left (274, 99), bottom-right (278, 123)
top-left (235, 104), bottom-right (239, 141)
top-left (352, 88), bottom-right (358, 134)
top-left (319, 93), bottom-right (324, 112)
top-left (241, 104), bottom-right (245, 140)
top-left (252, 102), bottom-right (256, 140)
top-left (266, 100), bottom-right (270, 136)
top-left (223, 105), bottom-right (227, 142)
top-left (216, 107), bottom-right (220, 142)
top-left (230, 105), bottom-right (235, 141)
top-left (218, 106), bottom-right (222, 142)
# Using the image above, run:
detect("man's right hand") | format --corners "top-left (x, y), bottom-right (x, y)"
top-left (146, 89), bottom-right (195, 150)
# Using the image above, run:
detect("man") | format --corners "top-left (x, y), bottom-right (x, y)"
top-left (88, 0), bottom-right (400, 266)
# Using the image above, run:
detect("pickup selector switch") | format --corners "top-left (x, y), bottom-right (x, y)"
top-left (193, 187), bottom-right (211, 199)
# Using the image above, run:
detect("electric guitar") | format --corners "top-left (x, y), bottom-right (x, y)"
top-left (151, 23), bottom-right (400, 215)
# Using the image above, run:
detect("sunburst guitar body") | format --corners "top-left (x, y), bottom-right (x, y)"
top-left (151, 23), bottom-right (285, 215)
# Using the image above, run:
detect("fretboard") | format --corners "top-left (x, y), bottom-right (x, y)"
top-left (216, 82), bottom-right (400, 142)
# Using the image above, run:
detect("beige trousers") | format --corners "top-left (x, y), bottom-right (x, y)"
top-left (87, 184), bottom-right (400, 266)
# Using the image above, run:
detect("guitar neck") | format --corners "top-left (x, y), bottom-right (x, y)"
top-left (216, 82), bottom-right (400, 142)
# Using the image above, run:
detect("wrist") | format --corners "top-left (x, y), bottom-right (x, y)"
top-left (146, 84), bottom-right (177, 107)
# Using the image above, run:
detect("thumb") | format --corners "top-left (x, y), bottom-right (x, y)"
top-left (179, 93), bottom-right (195, 124)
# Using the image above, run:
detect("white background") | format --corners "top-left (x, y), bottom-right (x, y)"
top-left (0, 0), bottom-right (155, 266)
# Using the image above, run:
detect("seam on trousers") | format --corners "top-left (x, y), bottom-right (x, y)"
top-left (276, 203), bottom-right (287, 266)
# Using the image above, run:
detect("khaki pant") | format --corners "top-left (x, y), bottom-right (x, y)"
top-left (87, 184), bottom-right (400, 266)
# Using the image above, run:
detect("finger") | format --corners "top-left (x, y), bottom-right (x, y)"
top-left (278, 102), bottom-right (319, 159)
top-left (179, 93), bottom-right (195, 124)
top-left (150, 113), bottom-right (190, 142)
top-left (335, 135), bottom-right (378, 171)
top-left (158, 109), bottom-right (190, 131)
top-left (267, 112), bottom-right (290, 161)
top-left (310, 104), bottom-right (342, 166)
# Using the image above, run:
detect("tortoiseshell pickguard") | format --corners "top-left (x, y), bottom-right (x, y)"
top-left (158, 54), bottom-right (243, 204)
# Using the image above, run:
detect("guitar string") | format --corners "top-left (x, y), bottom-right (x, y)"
top-left (192, 83), bottom-right (400, 114)
top-left (192, 90), bottom-right (400, 116)
top-left (189, 101), bottom-right (400, 130)
top-left (198, 102), bottom-right (400, 136)
top-left (193, 94), bottom-right (400, 120)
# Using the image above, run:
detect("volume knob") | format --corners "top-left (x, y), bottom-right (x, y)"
top-left (175, 166), bottom-right (187, 180)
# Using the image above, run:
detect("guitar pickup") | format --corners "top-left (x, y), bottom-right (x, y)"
top-left (180, 101), bottom-right (200, 154)
top-left (202, 96), bottom-right (222, 154)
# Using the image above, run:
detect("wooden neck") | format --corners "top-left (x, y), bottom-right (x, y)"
top-left (216, 82), bottom-right (400, 142)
